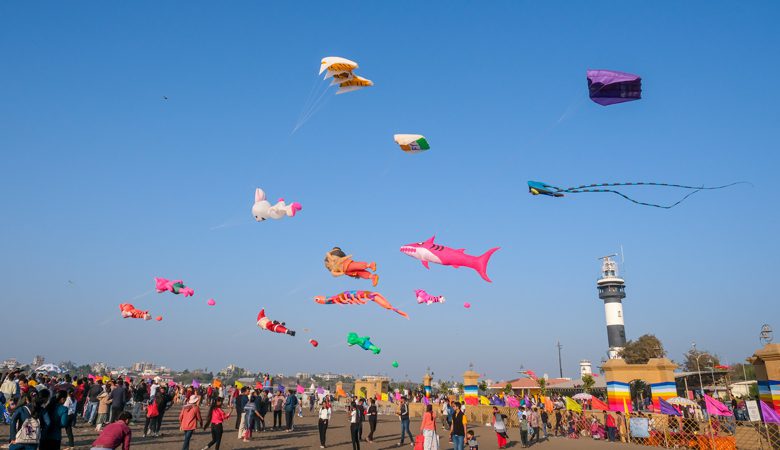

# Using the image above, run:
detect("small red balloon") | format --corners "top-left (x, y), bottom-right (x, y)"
top-left (463, 302), bottom-right (471, 308)
top-left (155, 316), bottom-right (163, 321)
top-left (309, 339), bottom-right (318, 347)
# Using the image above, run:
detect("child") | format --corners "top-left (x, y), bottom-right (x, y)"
top-left (519, 414), bottom-right (529, 448)
top-left (324, 247), bottom-right (379, 286)
top-left (467, 430), bottom-right (479, 450)
top-left (96, 390), bottom-right (112, 431)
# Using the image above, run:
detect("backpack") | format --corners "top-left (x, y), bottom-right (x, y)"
top-left (15, 407), bottom-right (41, 445)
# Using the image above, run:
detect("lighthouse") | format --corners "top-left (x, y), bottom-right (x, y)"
top-left (597, 255), bottom-right (627, 359)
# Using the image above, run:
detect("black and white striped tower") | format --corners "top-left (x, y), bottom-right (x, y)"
top-left (597, 255), bottom-right (627, 359)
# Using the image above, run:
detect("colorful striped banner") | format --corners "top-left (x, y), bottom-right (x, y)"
top-left (650, 381), bottom-right (677, 409)
top-left (758, 380), bottom-right (780, 412)
top-left (607, 381), bottom-right (632, 412)
top-left (424, 385), bottom-right (432, 398)
top-left (464, 384), bottom-right (479, 405)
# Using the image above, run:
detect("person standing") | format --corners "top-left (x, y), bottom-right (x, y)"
top-left (202, 397), bottom-right (231, 450)
top-left (366, 398), bottom-right (378, 443)
top-left (519, 414), bottom-right (529, 448)
top-left (131, 382), bottom-right (148, 424)
top-left (420, 404), bottom-right (438, 450)
top-left (40, 389), bottom-right (69, 450)
top-left (449, 402), bottom-right (466, 450)
top-left (234, 387), bottom-right (248, 431)
top-left (540, 409), bottom-right (549, 440)
top-left (91, 411), bottom-right (132, 450)
top-left (604, 411), bottom-right (616, 442)
top-left (63, 388), bottom-right (77, 450)
top-left (258, 391), bottom-right (269, 431)
top-left (272, 391), bottom-right (284, 430)
top-left (529, 407), bottom-right (541, 444)
top-left (179, 397), bottom-right (203, 450)
top-left (283, 391), bottom-right (298, 431)
top-left (109, 381), bottom-right (127, 424)
top-left (95, 389), bottom-right (112, 432)
top-left (348, 401), bottom-right (361, 450)
top-left (355, 398), bottom-right (365, 442)
top-left (84, 380), bottom-right (103, 426)
top-left (396, 397), bottom-right (414, 447)
top-left (317, 399), bottom-right (331, 448)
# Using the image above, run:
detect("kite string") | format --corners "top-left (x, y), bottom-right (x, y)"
top-left (292, 82), bottom-right (333, 133)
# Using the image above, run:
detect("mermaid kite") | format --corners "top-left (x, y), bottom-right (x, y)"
top-left (324, 247), bottom-right (379, 286)
top-left (314, 291), bottom-right (408, 319)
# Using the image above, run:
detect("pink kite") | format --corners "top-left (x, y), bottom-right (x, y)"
top-left (400, 236), bottom-right (499, 282)
top-left (415, 289), bottom-right (445, 305)
top-left (154, 277), bottom-right (194, 297)
top-left (463, 302), bottom-right (471, 308)
top-left (207, 298), bottom-right (216, 306)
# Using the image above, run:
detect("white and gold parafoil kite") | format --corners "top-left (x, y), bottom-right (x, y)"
top-left (319, 56), bottom-right (372, 94)
top-left (394, 134), bottom-right (430, 153)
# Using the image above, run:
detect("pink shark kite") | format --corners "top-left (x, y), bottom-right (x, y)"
top-left (400, 236), bottom-right (499, 282)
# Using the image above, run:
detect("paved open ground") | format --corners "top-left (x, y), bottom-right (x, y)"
top-left (62, 407), bottom-right (652, 450)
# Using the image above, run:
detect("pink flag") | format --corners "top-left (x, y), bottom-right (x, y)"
top-left (296, 385), bottom-right (305, 394)
top-left (760, 400), bottom-right (780, 424)
top-left (704, 394), bottom-right (732, 417)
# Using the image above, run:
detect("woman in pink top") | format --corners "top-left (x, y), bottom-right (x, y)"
top-left (203, 397), bottom-right (232, 450)
top-left (420, 404), bottom-right (438, 450)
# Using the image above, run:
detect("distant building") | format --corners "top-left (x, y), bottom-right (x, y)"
top-left (296, 372), bottom-right (311, 380)
top-left (132, 362), bottom-right (156, 372)
top-left (1, 359), bottom-right (19, 370)
top-left (489, 377), bottom-right (570, 396)
top-left (32, 355), bottom-right (45, 368)
top-left (316, 373), bottom-right (342, 381)
top-left (91, 362), bottom-right (108, 373)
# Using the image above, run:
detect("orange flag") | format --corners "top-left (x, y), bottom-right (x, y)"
top-left (591, 396), bottom-right (609, 411)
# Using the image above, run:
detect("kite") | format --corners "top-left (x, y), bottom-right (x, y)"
top-left (415, 289), bottom-right (445, 305)
top-left (463, 302), bottom-right (471, 309)
top-left (324, 247), bottom-right (379, 286)
top-left (294, 56), bottom-right (374, 133)
top-left (309, 339), bottom-right (318, 347)
top-left (207, 299), bottom-right (216, 306)
top-left (587, 69), bottom-right (642, 106)
top-left (155, 316), bottom-right (163, 321)
top-left (394, 134), bottom-right (430, 154)
top-left (252, 188), bottom-right (301, 222)
top-left (256, 308), bottom-right (296, 336)
top-left (527, 180), bottom-right (749, 209)
top-left (119, 303), bottom-right (152, 320)
top-left (314, 291), bottom-right (409, 319)
top-left (392, 361), bottom-right (399, 368)
top-left (347, 332), bottom-right (381, 354)
top-left (400, 236), bottom-right (500, 282)
top-left (155, 277), bottom-right (194, 297)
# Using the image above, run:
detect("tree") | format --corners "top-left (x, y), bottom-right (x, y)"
top-left (682, 349), bottom-right (721, 372)
top-left (581, 375), bottom-right (595, 393)
top-left (503, 383), bottom-right (514, 395)
top-left (618, 334), bottom-right (666, 364)
top-left (456, 383), bottom-right (465, 395)
top-left (536, 378), bottom-right (548, 396)
top-left (439, 380), bottom-right (451, 394)
top-left (728, 363), bottom-right (755, 382)
top-left (478, 380), bottom-right (488, 394)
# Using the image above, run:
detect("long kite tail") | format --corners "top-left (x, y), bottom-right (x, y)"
top-left (552, 181), bottom-right (750, 209)
top-left (392, 307), bottom-right (410, 319)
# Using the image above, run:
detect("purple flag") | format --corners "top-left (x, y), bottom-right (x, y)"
top-left (760, 400), bottom-right (780, 424)
top-left (659, 398), bottom-right (681, 416)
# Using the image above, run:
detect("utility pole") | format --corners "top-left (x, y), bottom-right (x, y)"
top-left (557, 341), bottom-right (563, 378)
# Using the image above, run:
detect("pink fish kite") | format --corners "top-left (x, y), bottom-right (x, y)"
top-left (415, 289), bottom-right (445, 305)
top-left (400, 236), bottom-right (499, 282)
top-left (155, 277), bottom-right (194, 297)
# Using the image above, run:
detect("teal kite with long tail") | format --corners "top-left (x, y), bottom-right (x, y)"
top-left (528, 180), bottom-right (748, 209)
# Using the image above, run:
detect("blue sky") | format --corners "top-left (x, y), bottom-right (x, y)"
top-left (1, 1), bottom-right (778, 383)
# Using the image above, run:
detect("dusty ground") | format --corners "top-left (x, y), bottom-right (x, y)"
top-left (65, 408), bottom-right (651, 450)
